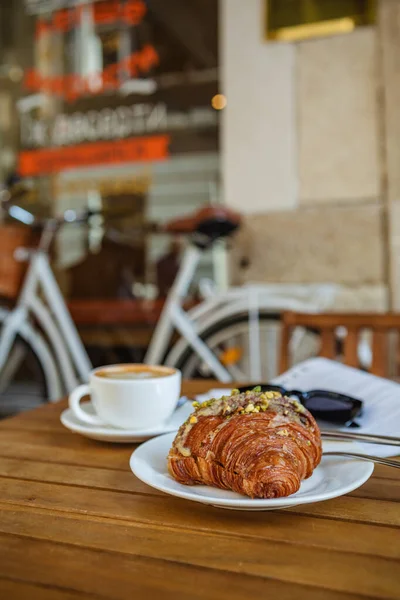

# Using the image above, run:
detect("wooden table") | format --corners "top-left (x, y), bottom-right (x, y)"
top-left (0, 381), bottom-right (398, 600)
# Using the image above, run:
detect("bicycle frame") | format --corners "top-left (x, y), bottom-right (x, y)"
top-left (145, 241), bottom-right (339, 381)
top-left (0, 248), bottom-right (92, 400)
top-left (0, 216), bottom-right (340, 397)
top-left (145, 245), bottom-right (232, 381)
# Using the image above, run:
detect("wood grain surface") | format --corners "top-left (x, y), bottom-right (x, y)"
top-left (0, 380), bottom-right (398, 600)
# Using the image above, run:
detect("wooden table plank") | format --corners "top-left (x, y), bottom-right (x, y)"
top-left (0, 454), bottom-right (398, 554)
top-left (350, 477), bottom-right (400, 502)
top-left (0, 502), bottom-right (399, 597)
top-left (0, 436), bottom-right (132, 470)
top-left (0, 487), bottom-right (399, 560)
top-left (287, 496), bottom-right (400, 526)
top-left (0, 519), bottom-right (397, 600)
top-left (0, 579), bottom-right (99, 600)
top-left (0, 381), bottom-right (398, 600)
top-left (0, 533), bottom-right (372, 600)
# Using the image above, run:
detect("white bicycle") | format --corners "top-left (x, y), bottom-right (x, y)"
top-left (0, 199), bottom-right (338, 401)
top-left (0, 199), bottom-right (95, 401)
top-left (145, 206), bottom-right (339, 382)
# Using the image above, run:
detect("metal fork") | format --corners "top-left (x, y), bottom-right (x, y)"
top-left (321, 431), bottom-right (400, 447)
top-left (323, 452), bottom-right (400, 468)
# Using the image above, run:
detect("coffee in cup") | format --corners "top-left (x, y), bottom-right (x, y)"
top-left (96, 366), bottom-right (168, 380)
top-left (69, 364), bottom-right (181, 430)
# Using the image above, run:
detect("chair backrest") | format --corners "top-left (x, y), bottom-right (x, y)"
top-left (279, 311), bottom-right (400, 377)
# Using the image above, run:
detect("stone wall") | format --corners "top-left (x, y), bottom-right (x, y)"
top-left (379, 0), bottom-right (400, 310)
top-left (221, 0), bottom-right (398, 310)
top-left (231, 204), bottom-right (384, 286)
top-left (297, 29), bottom-right (381, 205)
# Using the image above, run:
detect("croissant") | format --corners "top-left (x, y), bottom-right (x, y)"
top-left (168, 389), bottom-right (322, 499)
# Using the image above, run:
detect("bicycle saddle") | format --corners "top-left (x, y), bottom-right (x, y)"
top-left (164, 206), bottom-right (241, 241)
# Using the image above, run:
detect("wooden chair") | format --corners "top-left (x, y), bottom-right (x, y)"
top-left (279, 311), bottom-right (400, 377)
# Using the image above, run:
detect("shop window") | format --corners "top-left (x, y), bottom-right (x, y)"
top-left (266, 0), bottom-right (376, 42)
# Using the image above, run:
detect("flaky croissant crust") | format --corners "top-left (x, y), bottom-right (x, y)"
top-left (168, 389), bottom-right (322, 499)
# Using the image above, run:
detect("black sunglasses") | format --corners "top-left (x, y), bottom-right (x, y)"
top-left (237, 385), bottom-right (363, 427)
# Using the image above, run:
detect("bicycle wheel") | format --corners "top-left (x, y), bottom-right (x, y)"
top-left (0, 309), bottom-right (63, 406)
top-left (0, 333), bottom-right (48, 415)
top-left (173, 313), bottom-right (320, 382)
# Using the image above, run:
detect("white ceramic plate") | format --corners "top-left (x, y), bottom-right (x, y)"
top-left (130, 433), bottom-right (374, 510)
top-left (60, 401), bottom-right (192, 443)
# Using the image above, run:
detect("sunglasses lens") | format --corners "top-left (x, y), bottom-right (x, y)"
top-left (302, 393), bottom-right (361, 424)
top-left (303, 395), bottom-right (353, 412)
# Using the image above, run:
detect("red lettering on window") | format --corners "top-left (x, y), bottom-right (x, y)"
top-left (102, 63), bottom-right (119, 90)
top-left (94, 1), bottom-right (119, 25)
top-left (53, 9), bottom-right (70, 32)
top-left (23, 69), bottom-right (41, 91)
top-left (64, 74), bottom-right (82, 102)
top-left (51, 76), bottom-right (64, 96)
top-left (122, 0), bottom-right (147, 25)
top-left (137, 44), bottom-right (159, 72)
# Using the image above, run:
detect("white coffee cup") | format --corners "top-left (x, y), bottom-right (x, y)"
top-left (69, 364), bottom-right (181, 430)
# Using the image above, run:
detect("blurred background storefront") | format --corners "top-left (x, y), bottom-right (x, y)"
top-left (0, 0), bottom-right (224, 393)
top-left (2, 1), bottom-right (399, 313)
top-left (0, 0), bottom-right (220, 300)
top-left (2, 0), bottom-right (400, 407)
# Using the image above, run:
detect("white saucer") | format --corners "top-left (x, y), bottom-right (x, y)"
top-left (60, 400), bottom-right (193, 443)
top-left (130, 433), bottom-right (374, 511)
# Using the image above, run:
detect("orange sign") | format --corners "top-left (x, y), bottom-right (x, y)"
top-left (18, 135), bottom-right (170, 176)
top-left (25, 0), bottom-right (157, 103)
top-left (35, 0), bottom-right (146, 36)
top-left (24, 44), bottom-right (158, 102)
